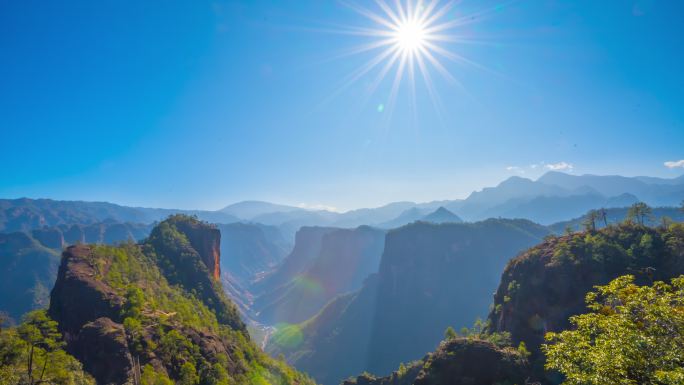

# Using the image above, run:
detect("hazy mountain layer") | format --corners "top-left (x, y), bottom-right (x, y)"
top-left (254, 226), bottom-right (386, 324)
top-left (216, 222), bottom-right (291, 285)
top-left (251, 226), bottom-right (338, 295)
top-left (0, 232), bottom-right (60, 323)
top-left (0, 198), bottom-right (239, 233)
top-left (268, 219), bottom-right (549, 385)
top-left (3, 172), bottom-right (682, 231)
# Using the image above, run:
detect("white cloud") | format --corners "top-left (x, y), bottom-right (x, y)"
top-left (506, 166), bottom-right (525, 174)
top-left (545, 162), bottom-right (574, 171)
top-left (298, 203), bottom-right (340, 212)
top-left (664, 160), bottom-right (684, 169)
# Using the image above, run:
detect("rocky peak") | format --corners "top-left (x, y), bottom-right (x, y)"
top-left (174, 218), bottom-right (221, 280)
top-left (487, 223), bottom-right (684, 375)
top-left (145, 215), bottom-right (244, 330)
top-left (48, 245), bottom-right (124, 338)
top-left (31, 227), bottom-right (65, 249)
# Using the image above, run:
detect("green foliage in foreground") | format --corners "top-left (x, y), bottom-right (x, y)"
top-left (543, 275), bottom-right (684, 385)
top-left (0, 310), bottom-right (94, 385)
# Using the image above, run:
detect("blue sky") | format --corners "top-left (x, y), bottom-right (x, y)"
top-left (1, 0), bottom-right (683, 211)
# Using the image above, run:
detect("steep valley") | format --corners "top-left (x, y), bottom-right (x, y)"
top-left (267, 219), bottom-right (550, 385)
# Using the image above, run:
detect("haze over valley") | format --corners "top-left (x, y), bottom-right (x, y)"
top-left (2, 1), bottom-right (684, 384)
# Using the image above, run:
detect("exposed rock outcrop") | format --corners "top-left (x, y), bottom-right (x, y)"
top-left (255, 226), bottom-right (385, 324)
top-left (174, 219), bottom-right (222, 280)
top-left (487, 223), bottom-right (684, 378)
top-left (31, 227), bottom-right (65, 249)
top-left (44, 216), bottom-right (313, 385)
top-left (49, 245), bottom-right (124, 337)
top-left (145, 216), bottom-right (244, 330)
top-left (70, 318), bottom-right (134, 385)
top-left (253, 226), bottom-right (338, 295)
top-left (270, 219), bottom-right (549, 385)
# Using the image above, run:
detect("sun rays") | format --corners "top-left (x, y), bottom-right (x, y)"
top-left (329, 0), bottom-right (486, 118)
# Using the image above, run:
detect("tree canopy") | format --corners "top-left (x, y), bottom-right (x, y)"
top-left (543, 275), bottom-right (684, 385)
top-left (0, 310), bottom-right (94, 385)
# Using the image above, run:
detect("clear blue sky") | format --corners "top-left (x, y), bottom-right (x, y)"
top-left (1, 0), bottom-right (683, 211)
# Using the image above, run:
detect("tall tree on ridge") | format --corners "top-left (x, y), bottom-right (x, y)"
top-left (627, 202), bottom-right (653, 226)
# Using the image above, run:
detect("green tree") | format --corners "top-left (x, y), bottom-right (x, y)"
top-left (140, 364), bottom-right (173, 385)
top-left (203, 361), bottom-right (231, 385)
top-left (660, 216), bottom-right (674, 229)
top-left (582, 210), bottom-right (599, 232)
top-left (1, 311), bottom-right (94, 385)
top-left (626, 202), bottom-right (653, 226)
top-left (516, 341), bottom-right (530, 359)
top-left (17, 310), bottom-right (63, 385)
top-left (543, 275), bottom-right (684, 385)
top-left (444, 326), bottom-right (457, 340)
top-left (597, 208), bottom-right (608, 227)
top-left (123, 285), bottom-right (145, 319)
top-left (179, 362), bottom-right (199, 385)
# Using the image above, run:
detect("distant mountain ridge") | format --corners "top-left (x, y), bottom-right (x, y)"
top-left (446, 172), bottom-right (684, 223)
top-left (421, 206), bottom-right (463, 224)
top-left (2, 171), bottom-right (683, 232)
top-left (0, 198), bottom-right (239, 233)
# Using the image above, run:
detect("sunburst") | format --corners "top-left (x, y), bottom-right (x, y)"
top-left (331, 0), bottom-right (479, 117)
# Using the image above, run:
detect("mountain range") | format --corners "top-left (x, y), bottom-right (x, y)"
top-left (3, 172), bottom-right (682, 235)
top-left (2, 171), bottom-right (684, 385)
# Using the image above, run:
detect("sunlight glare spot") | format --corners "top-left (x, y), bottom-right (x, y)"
top-left (336, 0), bottom-right (470, 116)
top-left (393, 19), bottom-right (427, 53)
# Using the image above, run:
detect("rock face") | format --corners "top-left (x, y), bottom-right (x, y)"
top-left (365, 219), bottom-right (548, 376)
top-left (342, 338), bottom-right (530, 385)
top-left (174, 218), bottom-right (222, 280)
top-left (252, 226), bottom-right (338, 294)
top-left (46, 215), bottom-right (313, 385)
top-left (48, 245), bottom-right (133, 384)
top-left (255, 226), bottom-right (386, 324)
top-left (145, 216), bottom-right (244, 330)
top-left (70, 318), bottom-right (134, 385)
top-left (49, 245), bottom-right (125, 337)
top-left (31, 227), bottom-right (65, 249)
top-left (270, 219), bottom-right (549, 385)
top-left (487, 223), bottom-right (684, 378)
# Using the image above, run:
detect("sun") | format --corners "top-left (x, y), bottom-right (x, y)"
top-left (393, 19), bottom-right (428, 53)
top-left (328, 0), bottom-right (481, 117)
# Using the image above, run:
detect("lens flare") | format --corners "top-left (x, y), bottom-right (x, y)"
top-left (271, 323), bottom-right (304, 349)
